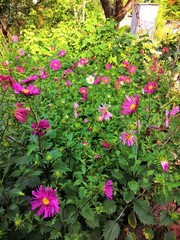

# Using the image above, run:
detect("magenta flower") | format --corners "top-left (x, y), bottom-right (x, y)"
top-left (31, 119), bottom-right (50, 136)
top-left (120, 130), bottom-right (136, 146)
top-left (170, 106), bottom-right (179, 116)
top-left (19, 48), bottom-right (25, 56)
top-left (65, 80), bottom-right (71, 87)
top-left (121, 95), bottom-right (140, 115)
top-left (122, 61), bottom-right (129, 69)
top-left (162, 47), bottom-right (168, 54)
top-left (94, 75), bottom-right (102, 85)
top-left (40, 68), bottom-right (49, 79)
top-left (98, 103), bottom-right (113, 121)
top-left (58, 50), bottom-right (66, 57)
top-left (14, 106), bottom-right (30, 124)
top-left (31, 185), bottom-right (60, 218)
top-left (165, 110), bottom-right (169, 128)
top-left (124, 76), bottom-right (131, 84)
top-left (104, 180), bottom-right (113, 200)
top-left (78, 58), bottom-right (88, 67)
top-left (102, 141), bottom-right (111, 149)
top-left (105, 63), bottom-right (112, 70)
top-left (144, 81), bottom-right (157, 94)
top-left (161, 161), bottom-right (168, 172)
top-left (74, 102), bottom-right (78, 119)
top-left (16, 66), bottom-right (25, 73)
top-left (12, 83), bottom-right (40, 96)
top-left (21, 75), bottom-right (39, 84)
top-left (79, 87), bottom-right (88, 95)
top-left (84, 118), bottom-right (88, 123)
top-left (102, 76), bottom-right (110, 85)
top-left (50, 59), bottom-right (61, 71)
top-left (12, 35), bottom-right (18, 42)
top-left (128, 65), bottom-right (136, 74)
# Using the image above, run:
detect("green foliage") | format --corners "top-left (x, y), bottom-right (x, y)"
top-left (103, 220), bottom-right (120, 240)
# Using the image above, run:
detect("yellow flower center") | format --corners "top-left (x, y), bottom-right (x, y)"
top-left (81, 90), bottom-right (85, 93)
top-left (130, 104), bottom-right (136, 110)
top-left (102, 107), bottom-right (107, 114)
top-left (42, 197), bottom-right (50, 205)
top-left (148, 85), bottom-right (153, 90)
top-left (23, 89), bottom-right (30, 94)
top-left (126, 134), bottom-right (132, 140)
top-left (54, 63), bottom-right (57, 66)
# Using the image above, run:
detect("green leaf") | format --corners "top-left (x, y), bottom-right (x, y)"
top-left (133, 199), bottom-right (155, 225)
top-left (125, 232), bottom-right (136, 240)
top-left (164, 231), bottom-right (176, 240)
top-left (128, 211), bottom-right (137, 229)
top-left (123, 191), bottom-right (134, 202)
top-left (81, 206), bottom-right (99, 229)
top-left (103, 200), bottom-right (117, 214)
top-left (49, 229), bottom-right (62, 240)
top-left (143, 227), bottom-right (154, 240)
top-left (128, 181), bottom-right (139, 193)
top-left (159, 210), bottom-right (174, 226)
top-left (103, 220), bottom-right (120, 240)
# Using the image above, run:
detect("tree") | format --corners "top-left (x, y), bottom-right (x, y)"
top-left (99, 0), bottom-right (135, 22)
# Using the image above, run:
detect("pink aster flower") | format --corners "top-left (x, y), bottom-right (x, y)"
top-left (105, 63), bottom-right (112, 70)
top-left (40, 68), bottom-right (49, 79)
top-left (14, 106), bottom-right (30, 124)
top-left (50, 59), bottom-right (61, 71)
top-left (19, 48), bottom-right (25, 56)
top-left (31, 185), bottom-right (60, 218)
top-left (21, 75), bottom-right (39, 84)
top-left (104, 180), bottom-right (113, 200)
top-left (78, 58), bottom-right (88, 67)
top-left (121, 95), bottom-right (140, 115)
top-left (16, 66), bottom-right (25, 73)
top-left (12, 83), bottom-right (40, 96)
top-left (102, 76), bottom-right (110, 85)
top-left (102, 141), bottom-right (111, 149)
top-left (58, 50), bottom-right (66, 57)
top-left (65, 80), bottom-right (71, 87)
top-left (124, 76), bottom-right (131, 84)
top-left (144, 81), bottom-right (157, 94)
top-left (122, 61), bottom-right (129, 69)
top-left (120, 130), bottom-right (136, 146)
top-left (31, 119), bottom-right (50, 136)
top-left (94, 75), bottom-right (102, 85)
top-left (98, 103), bottom-right (113, 121)
top-left (128, 65), bottom-right (136, 74)
top-left (161, 161), bottom-right (168, 172)
top-left (12, 35), bottom-right (18, 42)
top-left (79, 87), bottom-right (88, 96)
top-left (170, 106), bottom-right (179, 116)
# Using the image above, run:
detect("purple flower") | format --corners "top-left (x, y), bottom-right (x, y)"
top-left (31, 119), bottom-right (50, 136)
top-left (12, 83), bottom-right (40, 96)
top-left (105, 63), bottom-right (112, 70)
top-left (31, 185), bottom-right (60, 218)
top-left (161, 161), bottom-right (168, 172)
top-left (58, 50), bottom-right (66, 57)
top-left (98, 103), bottom-right (113, 121)
top-left (121, 95), bottom-right (140, 115)
top-left (144, 81), bottom-right (157, 94)
top-left (21, 75), bottom-right (39, 84)
top-left (170, 106), bottom-right (179, 116)
top-left (120, 130), bottom-right (136, 146)
top-left (104, 180), bottom-right (113, 200)
top-left (50, 60), bottom-right (61, 71)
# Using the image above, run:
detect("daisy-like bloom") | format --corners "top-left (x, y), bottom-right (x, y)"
top-left (102, 141), bottom-right (111, 149)
top-left (122, 60), bottom-right (129, 69)
top-left (124, 76), bottom-right (131, 84)
top-left (14, 105), bottom-right (30, 124)
top-left (102, 76), bottom-right (110, 85)
top-left (31, 185), bottom-right (60, 218)
top-left (144, 81), bottom-right (157, 94)
top-left (40, 68), bottom-right (48, 79)
top-left (65, 80), bottom-right (71, 87)
top-left (12, 83), bottom-right (40, 96)
top-left (86, 75), bottom-right (95, 84)
top-left (161, 160), bottom-right (168, 172)
top-left (162, 46), bottom-right (168, 54)
top-left (31, 119), bottom-right (50, 137)
top-left (105, 63), bottom-right (112, 70)
top-left (121, 95), bottom-right (140, 115)
top-left (104, 180), bottom-right (113, 200)
top-left (98, 103), bottom-right (113, 121)
top-left (120, 130), bottom-right (136, 146)
top-left (58, 50), bottom-right (66, 57)
top-left (12, 35), bottom-right (18, 42)
top-left (50, 59), bottom-right (61, 71)
top-left (170, 106), bottom-right (179, 116)
top-left (78, 58), bottom-right (88, 67)
top-left (19, 48), bottom-right (25, 56)
top-left (165, 110), bottom-right (169, 128)
top-left (128, 65), bottom-right (136, 74)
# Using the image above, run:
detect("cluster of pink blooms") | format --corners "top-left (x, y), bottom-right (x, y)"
top-left (14, 103), bottom-right (30, 124)
top-left (78, 58), bottom-right (88, 67)
top-left (12, 82), bottom-right (40, 96)
top-left (62, 68), bottom-right (73, 79)
top-left (165, 106), bottom-right (179, 127)
top-left (31, 185), bottom-right (60, 218)
top-left (0, 74), bottom-right (15, 91)
top-left (122, 61), bottom-right (136, 74)
top-left (150, 56), bottom-right (163, 78)
top-left (50, 59), bottom-right (61, 71)
top-left (16, 65), bottom-right (25, 73)
top-left (114, 75), bottom-right (131, 90)
top-left (98, 103), bottom-right (113, 121)
top-left (144, 81), bottom-right (157, 94)
top-left (79, 87), bottom-right (88, 102)
top-left (104, 180), bottom-right (113, 199)
top-left (120, 130), bottom-right (136, 146)
top-left (31, 119), bottom-right (50, 137)
top-left (121, 95), bottom-right (140, 115)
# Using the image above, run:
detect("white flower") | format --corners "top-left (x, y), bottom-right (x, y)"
top-left (86, 75), bottom-right (95, 84)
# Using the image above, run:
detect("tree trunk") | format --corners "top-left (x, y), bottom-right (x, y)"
top-left (100, 0), bottom-right (135, 23)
